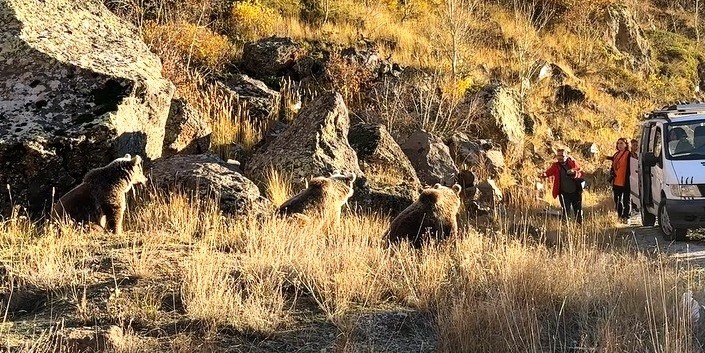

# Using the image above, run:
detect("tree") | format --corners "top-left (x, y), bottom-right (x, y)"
top-left (435, 0), bottom-right (479, 78)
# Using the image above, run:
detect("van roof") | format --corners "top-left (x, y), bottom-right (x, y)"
top-left (644, 103), bottom-right (705, 123)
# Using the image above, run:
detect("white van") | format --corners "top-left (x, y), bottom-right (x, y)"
top-left (632, 103), bottom-right (705, 241)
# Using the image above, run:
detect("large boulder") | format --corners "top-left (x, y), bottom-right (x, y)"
top-left (0, 0), bottom-right (175, 216)
top-left (401, 130), bottom-right (458, 186)
top-left (245, 92), bottom-right (362, 186)
top-left (348, 123), bottom-right (421, 214)
top-left (149, 154), bottom-right (273, 217)
top-left (162, 98), bottom-right (211, 157)
top-left (471, 84), bottom-right (525, 151)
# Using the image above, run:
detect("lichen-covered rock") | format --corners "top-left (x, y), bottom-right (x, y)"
top-left (348, 122), bottom-right (420, 214)
top-left (162, 98), bottom-right (211, 157)
top-left (0, 0), bottom-right (174, 216)
top-left (149, 154), bottom-right (273, 217)
top-left (473, 84), bottom-right (525, 150)
top-left (245, 92), bottom-right (362, 187)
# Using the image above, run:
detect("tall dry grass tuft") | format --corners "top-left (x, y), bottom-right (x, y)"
top-left (0, 221), bottom-right (91, 290)
top-left (142, 21), bottom-right (234, 74)
top-left (264, 168), bottom-right (294, 208)
top-left (288, 213), bottom-right (390, 319)
top-left (181, 244), bottom-right (290, 334)
top-left (436, 235), bottom-right (698, 352)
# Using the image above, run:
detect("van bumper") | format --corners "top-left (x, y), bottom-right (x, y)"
top-left (665, 199), bottom-right (705, 228)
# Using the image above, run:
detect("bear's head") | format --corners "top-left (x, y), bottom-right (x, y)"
top-left (419, 183), bottom-right (462, 211)
top-left (129, 155), bottom-right (148, 186)
top-left (329, 171), bottom-right (356, 198)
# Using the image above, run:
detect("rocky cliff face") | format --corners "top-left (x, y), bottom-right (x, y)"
top-left (0, 0), bottom-right (174, 216)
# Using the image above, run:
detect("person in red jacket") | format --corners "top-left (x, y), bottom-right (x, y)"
top-left (540, 149), bottom-right (583, 224)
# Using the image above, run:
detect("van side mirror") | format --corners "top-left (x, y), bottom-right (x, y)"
top-left (643, 152), bottom-right (659, 167)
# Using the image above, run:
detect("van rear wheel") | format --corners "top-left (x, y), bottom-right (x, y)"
top-left (658, 199), bottom-right (687, 241)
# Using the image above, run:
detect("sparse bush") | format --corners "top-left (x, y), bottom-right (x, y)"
top-left (647, 29), bottom-right (703, 99)
top-left (323, 52), bottom-right (376, 108)
top-left (143, 21), bottom-right (234, 72)
top-left (230, 1), bottom-right (279, 41)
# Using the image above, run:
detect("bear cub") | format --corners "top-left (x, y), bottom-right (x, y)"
top-left (278, 171), bottom-right (356, 224)
top-left (51, 154), bottom-right (148, 234)
top-left (385, 183), bottom-right (462, 248)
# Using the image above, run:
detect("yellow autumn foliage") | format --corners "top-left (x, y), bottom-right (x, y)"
top-left (143, 21), bottom-right (233, 72)
top-left (231, 1), bottom-right (280, 41)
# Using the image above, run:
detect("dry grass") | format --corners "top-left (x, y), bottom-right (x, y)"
top-left (2, 185), bottom-right (703, 351)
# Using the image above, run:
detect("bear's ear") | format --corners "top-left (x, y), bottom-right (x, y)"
top-left (347, 172), bottom-right (356, 183)
top-left (452, 184), bottom-right (462, 195)
top-left (123, 154), bottom-right (131, 159)
top-left (131, 155), bottom-right (142, 164)
top-left (433, 183), bottom-right (442, 189)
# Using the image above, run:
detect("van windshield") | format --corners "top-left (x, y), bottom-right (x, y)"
top-left (665, 121), bottom-right (705, 159)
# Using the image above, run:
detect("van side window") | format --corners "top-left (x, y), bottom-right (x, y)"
top-left (653, 127), bottom-right (662, 158)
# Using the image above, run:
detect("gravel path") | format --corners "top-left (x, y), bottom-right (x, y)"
top-left (624, 212), bottom-right (705, 267)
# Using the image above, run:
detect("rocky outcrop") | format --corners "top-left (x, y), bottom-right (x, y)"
top-left (401, 130), bottom-right (458, 186)
top-left (245, 92), bottom-right (362, 187)
top-left (162, 98), bottom-right (211, 157)
top-left (348, 123), bottom-right (421, 214)
top-left (149, 154), bottom-right (273, 217)
top-left (0, 0), bottom-right (174, 216)
top-left (605, 5), bottom-right (651, 71)
top-left (556, 84), bottom-right (586, 106)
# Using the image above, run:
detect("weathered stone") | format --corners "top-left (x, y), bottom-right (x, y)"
top-left (446, 133), bottom-right (505, 177)
top-left (241, 37), bottom-right (306, 79)
top-left (476, 179), bottom-right (503, 206)
top-left (150, 154), bottom-right (273, 217)
top-left (163, 98), bottom-right (211, 157)
top-left (401, 130), bottom-right (458, 186)
top-left (341, 45), bottom-right (382, 73)
top-left (0, 0), bottom-right (174, 216)
top-left (53, 327), bottom-right (108, 353)
top-left (605, 5), bottom-right (651, 71)
top-left (472, 85), bottom-right (525, 150)
top-left (578, 141), bottom-right (600, 159)
top-left (221, 74), bottom-right (280, 121)
top-left (245, 92), bottom-right (362, 187)
top-left (535, 61), bottom-right (568, 83)
top-left (348, 122), bottom-right (421, 214)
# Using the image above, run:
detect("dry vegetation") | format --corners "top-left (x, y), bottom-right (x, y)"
top-left (5, 0), bottom-right (705, 351)
top-left (2, 187), bottom-right (704, 352)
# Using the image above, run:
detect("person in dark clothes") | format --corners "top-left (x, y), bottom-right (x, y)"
top-left (540, 149), bottom-right (583, 224)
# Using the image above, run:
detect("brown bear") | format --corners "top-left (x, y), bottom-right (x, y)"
top-left (51, 154), bottom-right (148, 234)
top-left (385, 183), bottom-right (462, 248)
top-left (278, 171), bottom-right (356, 225)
